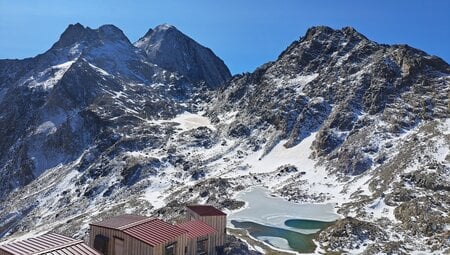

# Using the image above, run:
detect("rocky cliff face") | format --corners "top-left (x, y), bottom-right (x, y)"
top-left (0, 24), bottom-right (449, 254)
top-left (135, 24), bottom-right (231, 88)
top-left (209, 26), bottom-right (449, 175)
top-left (0, 23), bottom-right (230, 202)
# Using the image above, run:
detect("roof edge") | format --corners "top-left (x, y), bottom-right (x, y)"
top-left (33, 240), bottom-right (84, 255)
top-left (118, 218), bottom-right (156, 230)
top-left (186, 205), bottom-right (227, 216)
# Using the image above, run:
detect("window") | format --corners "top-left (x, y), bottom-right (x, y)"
top-left (196, 238), bottom-right (208, 255)
top-left (93, 234), bottom-right (109, 254)
top-left (165, 242), bottom-right (176, 255)
top-left (114, 237), bottom-right (124, 255)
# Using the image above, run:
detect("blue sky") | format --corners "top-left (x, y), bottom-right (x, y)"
top-left (0, 0), bottom-right (449, 74)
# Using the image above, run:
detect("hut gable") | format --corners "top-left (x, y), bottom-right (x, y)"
top-left (186, 206), bottom-right (226, 217)
top-left (0, 233), bottom-right (100, 255)
top-left (185, 205), bottom-right (226, 255)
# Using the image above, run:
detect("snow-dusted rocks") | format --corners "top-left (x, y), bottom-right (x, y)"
top-left (135, 24), bottom-right (231, 88)
top-left (0, 24), bottom-right (449, 254)
top-left (0, 22), bottom-right (228, 205)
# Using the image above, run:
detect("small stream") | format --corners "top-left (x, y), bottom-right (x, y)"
top-left (229, 187), bottom-right (340, 253)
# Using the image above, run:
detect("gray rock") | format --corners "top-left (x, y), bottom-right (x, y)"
top-left (135, 24), bottom-right (231, 88)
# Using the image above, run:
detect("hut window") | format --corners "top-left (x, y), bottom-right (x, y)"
top-left (196, 238), bottom-right (208, 255)
top-left (165, 242), bottom-right (176, 255)
top-left (94, 234), bottom-right (109, 254)
top-left (114, 237), bottom-right (124, 255)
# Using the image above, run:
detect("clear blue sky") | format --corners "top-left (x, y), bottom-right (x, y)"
top-left (0, 0), bottom-right (449, 74)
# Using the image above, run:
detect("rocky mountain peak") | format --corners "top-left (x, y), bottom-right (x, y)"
top-left (96, 24), bottom-right (131, 43)
top-left (154, 23), bottom-right (176, 32)
top-left (51, 23), bottom-right (131, 51)
top-left (135, 24), bottom-right (231, 88)
top-left (303, 26), bottom-right (368, 42)
top-left (304, 25), bottom-right (335, 39)
top-left (138, 24), bottom-right (183, 46)
top-left (52, 23), bottom-right (93, 49)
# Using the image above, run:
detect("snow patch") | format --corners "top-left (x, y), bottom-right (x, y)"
top-left (34, 121), bottom-right (57, 135)
top-left (273, 73), bottom-right (319, 92)
top-left (366, 197), bottom-right (396, 221)
top-left (25, 61), bottom-right (75, 90)
top-left (154, 112), bottom-right (214, 131)
top-left (259, 236), bottom-right (291, 251)
top-left (88, 63), bottom-right (111, 76)
top-left (239, 133), bottom-right (317, 174)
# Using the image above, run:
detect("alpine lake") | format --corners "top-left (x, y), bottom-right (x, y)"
top-left (228, 187), bottom-right (340, 253)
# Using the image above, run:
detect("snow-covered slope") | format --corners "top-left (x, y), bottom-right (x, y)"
top-left (0, 25), bottom-right (449, 254)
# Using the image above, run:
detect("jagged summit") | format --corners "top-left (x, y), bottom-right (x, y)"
top-left (49, 22), bottom-right (231, 88)
top-left (96, 24), bottom-right (131, 43)
top-left (154, 23), bottom-right (175, 31)
top-left (302, 26), bottom-right (368, 41)
top-left (135, 23), bottom-right (231, 88)
top-left (141, 24), bottom-right (177, 39)
top-left (51, 23), bottom-right (131, 50)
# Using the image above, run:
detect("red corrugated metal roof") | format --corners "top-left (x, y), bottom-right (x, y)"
top-left (177, 220), bottom-right (217, 239)
top-left (0, 233), bottom-right (101, 255)
top-left (187, 205), bottom-right (226, 216)
top-left (46, 243), bottom-right (101, 255)
top-left (123, 219), bottom-right (188, 247)
top-left (89, 214), bottom-right (151, 230)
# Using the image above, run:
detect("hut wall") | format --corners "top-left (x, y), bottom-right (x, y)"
top-left (186, 234), bottom-right (212, 255)
top-left (89, 225), bottom-right (186, 255)
top-left (0, 249), bottom-right (11, 255)
top-left (150, 233), bottom-right (187, 255)
top-left (89, 225), bottom-right (128, 255)
top-left (186, 209), bottom-right (226, 255)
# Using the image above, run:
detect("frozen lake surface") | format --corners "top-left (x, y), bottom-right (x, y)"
top-left (229, 187), bottom-right (340, 253)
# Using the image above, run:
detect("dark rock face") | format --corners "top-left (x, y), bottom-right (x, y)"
top-left (179, 127), bottom-right (219, 149)
top-left (318, 217), bottom-right (388, 252)
top-left (401, 167), bottom-right (450, 192)
top-left (228, 123), bottom-right (251, 138)
top-left (394, 195), bottom-right (450, 237)
top-left (223, 235), bottom-right (262, 255)
top-left (135, 24), bottom-right (231, 88)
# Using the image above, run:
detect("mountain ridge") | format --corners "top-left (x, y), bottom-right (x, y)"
top-left (0, 24), bottom-right (449, 255)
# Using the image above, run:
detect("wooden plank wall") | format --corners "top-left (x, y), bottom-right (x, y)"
top-left (152, 233), bottom-right (187, 255)
top-left (125, 237), bottom-right (154, 255)
top-left (186, 209), bottom-right (226, 255)
top-left (0, 249), bottom-right (10, 255)
top-left (186, 234), bottom-right (213, 255)
top-left (90, 225), bottom-right (127, 255)
top-left (89, 225), bottom-right (187, 255)
top-left (186, 238), bottom-right (196, 255)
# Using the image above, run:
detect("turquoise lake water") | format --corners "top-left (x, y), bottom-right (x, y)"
top-left (231, 219), bottom-right (334, 253)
